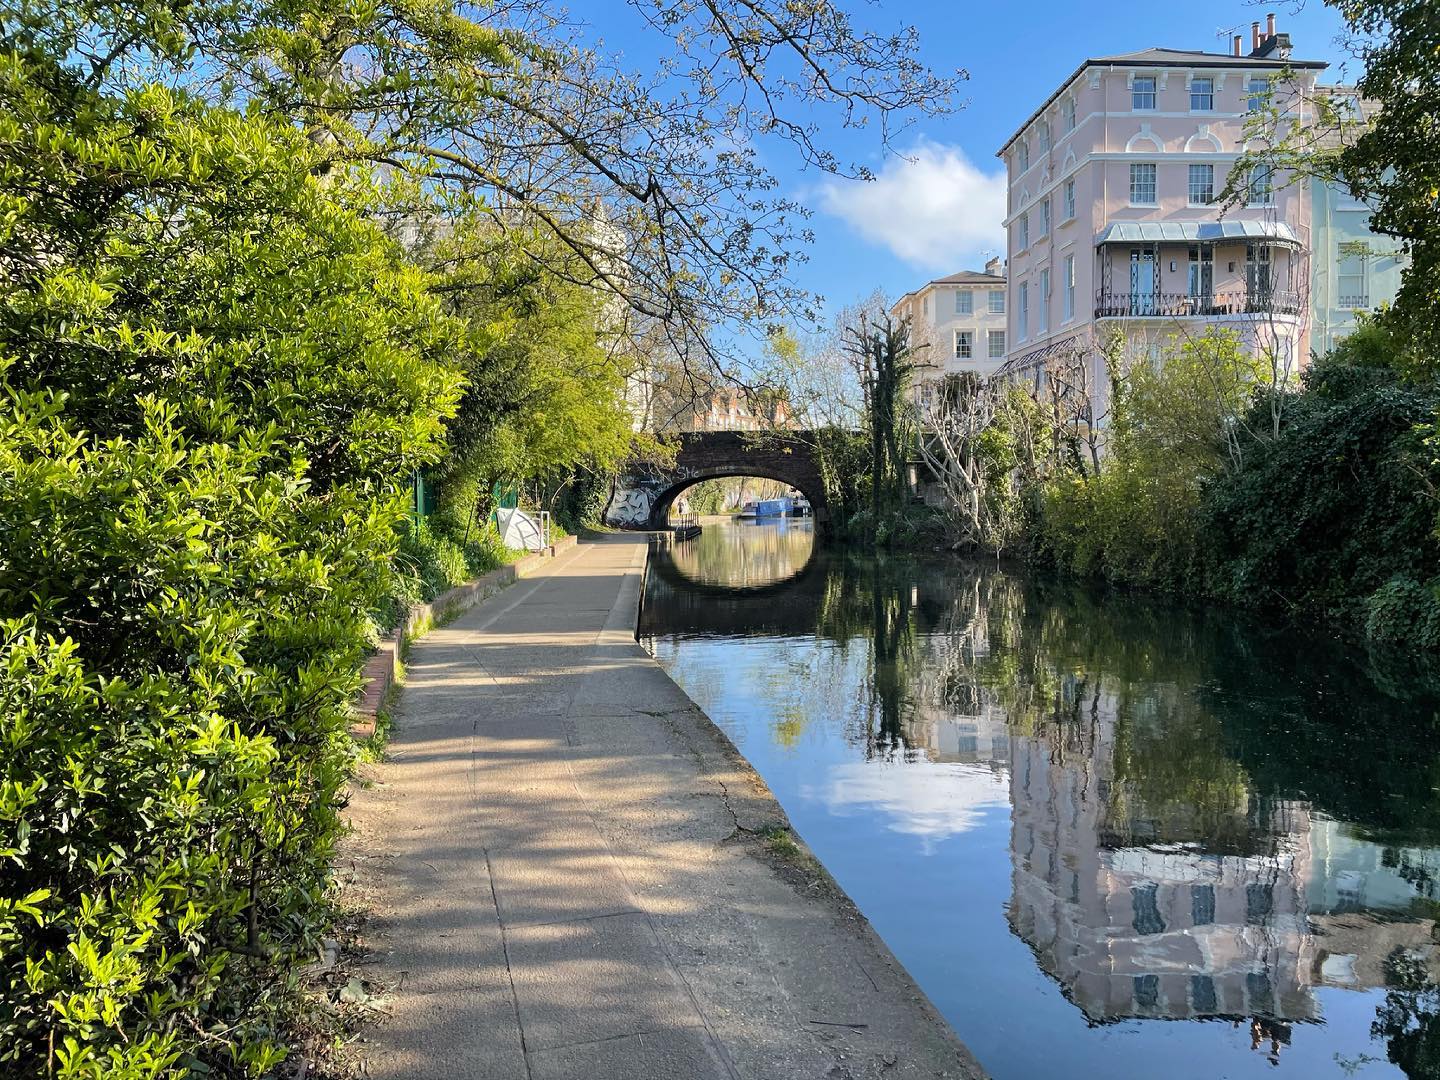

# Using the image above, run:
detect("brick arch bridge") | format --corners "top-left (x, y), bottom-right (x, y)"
top-left (603, 431), bottom-right (828, 535)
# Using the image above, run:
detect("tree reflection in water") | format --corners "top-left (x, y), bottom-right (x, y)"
top-left (641, 536), bottom-right (1440, 1077)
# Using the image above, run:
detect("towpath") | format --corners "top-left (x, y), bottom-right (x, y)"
top-left (346, 534), bottom-right (983, 1080)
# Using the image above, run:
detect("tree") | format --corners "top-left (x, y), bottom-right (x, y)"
top-left (843, 309), bottom-right (920, 527)
top-left (913, 373), bottom-right (1001, 550)
top-left (0, 34), bottom-right (465, 1076)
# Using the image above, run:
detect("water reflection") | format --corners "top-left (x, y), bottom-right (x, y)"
top-left (640, 529), bottom-right (1440, 1078)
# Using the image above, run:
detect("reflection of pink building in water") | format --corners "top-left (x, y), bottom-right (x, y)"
top-left (1006, 711), bottom-right (1319, 1023)
top-left (996, 16), bottom-right (1326, 416)
top-left (999, 691), bottom-right (1439, 1026)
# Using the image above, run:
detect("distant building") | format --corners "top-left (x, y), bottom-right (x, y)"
top-left (663, 385), bottom-right (793, 433)
top-left (995, 16), bottom-right (1326, 416)
top-left (1308, 86), bottom-right (1408, 354)
top-left (891, 257), bottom-right (1009, 399)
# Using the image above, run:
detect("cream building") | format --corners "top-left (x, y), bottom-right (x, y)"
top-left (891, 258), bottom-right (1009, 397)
top-left (995, 16), bottom-right (1326, 418)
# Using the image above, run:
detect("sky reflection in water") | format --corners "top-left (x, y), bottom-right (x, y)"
top-left (640, 521), bottom-right (1440, 1080)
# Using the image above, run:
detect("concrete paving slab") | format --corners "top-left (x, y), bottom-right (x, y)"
top-left (527, 1027), bottom-right (733, 1080)
top-left (505, 912), bottom-right (705, 1051)
top-left (487, 841), bottom-right (639, 927)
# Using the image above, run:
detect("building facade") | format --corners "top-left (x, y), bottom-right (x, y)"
top-left (995, 17), bottom-right (1326, 416)
top-left (1308, 87), bottom-right (1407, 354)
top-left (891, 258), bottom-right (1009, 394)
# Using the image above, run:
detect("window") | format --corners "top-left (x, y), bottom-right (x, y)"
top-left (1063, 178), bottom-right (1076, 221)
top-left (1134, 975), bottom-right (1160, 1011)
top-left (1038, 120), bottom-right (1051, 153)
top-left (1062, 96), bottom-right (1076, 132)
top-left (1039, 197), bottom-right (1051, 237)
top-left (1190, 77), bottom-right (1214, 111)
top-left (1248, 76), bottom-right (1268, 113)
top-left (954, 330), bottom-right (973, 359)
top-left (1191, 885), bottom-right (1215, 926)
top-left (1338, 249), bottom-right (1368, 307)
top-left (1191, 975), bottom-right (1217, 1014)
top-left (1018, 282), bottom-right (1029, 340)
top-left (1248, 164), bottom-right (1274, 205)
top-left (1129, 163), bottom-right (1157, 205)
top-left (1246, 243), bottom-right (1273, 301)
top-left (921, 294), bottom-right (929, 317)
top-left (1018, 211), bottom-right (1030, 250)
top-left (1246, 883), bottom-right (1274, 924)
top-left (988, 329), bottom-right (1006, 358)
top-left (955, 289), bottom-right (973, 315)
top-left (1017, 138), bottom-right (1030, 171)
top-left (1187, 163), bottom-right (1214, 205)
top-left (1131, 884), bottom-right (1165, 935)
top-left (1063, 254), bottom-right (1075, 321)
top-left (1132, 76), bottom-right (1156, 110)
top-left (988, 290), bottom-right (1005, 314)
top-left (1038, 268), bottom-right (1050, 332)
top-left (1188, 244), bottom-right (1214, 300)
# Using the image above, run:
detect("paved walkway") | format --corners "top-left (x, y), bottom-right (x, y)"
top-left (346, 535), bottom-right (983, 1080)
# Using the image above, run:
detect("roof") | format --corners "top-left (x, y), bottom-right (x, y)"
top-left (929, 270), bottom-right (1006, 285)
top-left (997, 47), bottom-right (1328, 156)
top-left (1094, 221), bottom-right (1303, 246)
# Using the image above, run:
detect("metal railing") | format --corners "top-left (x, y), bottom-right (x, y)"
top-left (670, 511), bottom-right (699, 531)
top-left (1094, 289), bottom-right (1304, 319)
top-left (1337, 292), bottom-right (1370, 309)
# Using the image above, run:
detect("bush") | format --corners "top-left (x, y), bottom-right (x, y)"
top-left (0, 47), bottom-right (464, 1077)
top-left (1364, 577), bottom-right (1440, 649)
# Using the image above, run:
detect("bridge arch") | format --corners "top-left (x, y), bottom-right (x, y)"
top-left (603, 431), bottom-right (829, 536)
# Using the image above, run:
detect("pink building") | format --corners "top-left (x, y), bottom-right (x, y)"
top-left (995, 16), bottom-right (1327, 416)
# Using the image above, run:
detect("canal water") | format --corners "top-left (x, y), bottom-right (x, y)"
top-left (639, 519), bottom-right (1440, 1080)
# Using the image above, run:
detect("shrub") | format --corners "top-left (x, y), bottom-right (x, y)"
top-left (1364, 577), bottom-right (1440, 649)
top-left (0, 46), bottom-right (464, 1077)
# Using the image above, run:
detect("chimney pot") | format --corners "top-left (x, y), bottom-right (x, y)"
top-left (1267, 13), bottom-right (1276, 38)
top-left (1252, 21), bottom-right (1261, 51)
top-left (1233, 34), bottom-right (1243, 57)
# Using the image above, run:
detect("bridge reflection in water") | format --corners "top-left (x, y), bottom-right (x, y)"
top-left (640, 527), bottom-right (1440, 1080)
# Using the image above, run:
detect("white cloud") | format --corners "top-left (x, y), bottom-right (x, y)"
top-left (803, 761), bottom-right (1011, 852)
top-left (818, 141), bottom-right (1007, 273)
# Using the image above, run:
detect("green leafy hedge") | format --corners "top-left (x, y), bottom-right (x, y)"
top-left (0, 44), bottom-right (464, 1078)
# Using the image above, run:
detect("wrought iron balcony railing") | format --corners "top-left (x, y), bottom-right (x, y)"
top-left (1094, 289), bottom-right (1304, 319)
top-left (1337, 292), bottom-right (1370, 310)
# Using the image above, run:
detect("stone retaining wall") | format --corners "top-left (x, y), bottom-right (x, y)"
top-left (350, 534), bottom-right (579, 736)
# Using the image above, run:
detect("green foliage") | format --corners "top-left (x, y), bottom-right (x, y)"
top-left (0, 37), bottom-right (464, 1077)
top-left (1202, 330), bottom-right (1439, 630)
top-left (1364, 577), bottom-right (1440, 649)
top-left (1033, 330), bottom-right (1264, 589)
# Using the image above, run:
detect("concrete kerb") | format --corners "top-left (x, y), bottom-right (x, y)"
top-left (349, 534), bottom-right (580, 737)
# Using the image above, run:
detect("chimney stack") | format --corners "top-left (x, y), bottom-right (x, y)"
top-left (1233, 34), bottom-right (1243, 57)
top-left (1252, 21), bottom-right (1261, 51)
top-left (1266, 13), bottom-right (1276, 39)
top-left (985, 256), bottom-right (1004, 278)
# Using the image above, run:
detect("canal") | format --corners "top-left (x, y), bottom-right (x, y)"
top-left (639, 519), bottom-right (1440, 1079)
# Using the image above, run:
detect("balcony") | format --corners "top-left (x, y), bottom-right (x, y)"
top-left (1337, 292), bottom-right (1369, 310)
top-left (1094, 289), bottom-right (1304, 320)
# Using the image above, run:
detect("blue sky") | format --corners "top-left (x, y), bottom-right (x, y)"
top-left (567, 2), bottom-right (1355, 321)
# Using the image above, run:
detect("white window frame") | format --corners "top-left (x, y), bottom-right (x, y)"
top-left (1189, 77), bottom-right (1214, 112)
top-left (954, 330), bottom-right (974, 360)
top-left (1248, 77), bottom-right (1268, 113)
top-left (1247, 164), bottom-right (1275, 206)
top-left (1038, 268), bottom-right (1051, 333)
top-left (1132, 76), bottom-right (1157, 111)
top-left (1017, 138), bottom-right (1030, 171)
top-left (1040, 197), bottom-right (1051, 237)
top-left (988, 290), bottom-right (1006, 314)
top-left (1337, 248), bottom-right (1368, 308)
top-left (1018, 211), bottom-right (1030, 250)
top-left (1129, 163), bottom-right (1158, 206)
top-left (1187, 163), bottom-right (1215, 206)
top-left (955, 288), bottom-right (973, 315)
top-left (1038, 119), bottom-right (1051, 153)
top-left (1063, 254), bottom-right (1075, 322)
top-left (1063, 179), bottom-right (1076, 221)
top-left (988, 329), bottom-right (1006, 358)
top-left (1018, 282), bottom-right (1029, 341)
top-left (1062, 96), bottom-right (1076, 132)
